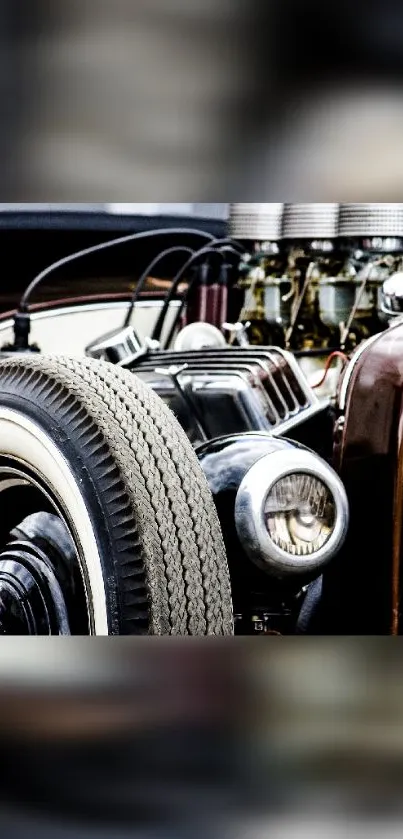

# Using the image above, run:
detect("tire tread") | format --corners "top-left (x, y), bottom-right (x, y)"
top-left (0, 355), bottom-right (233, 635)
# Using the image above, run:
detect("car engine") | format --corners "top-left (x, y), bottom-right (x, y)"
top-left (227, 202), bottom-right (403, 358)
top-left (76, 202), bottom-right (403, 410)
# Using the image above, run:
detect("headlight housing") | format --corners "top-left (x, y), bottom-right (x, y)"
top-left (235, 449), bottom-right (349, 578)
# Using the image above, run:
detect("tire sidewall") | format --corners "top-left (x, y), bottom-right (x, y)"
top-left (0, 395), bottom-right (121, 635)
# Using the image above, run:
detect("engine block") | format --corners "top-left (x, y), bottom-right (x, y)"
top-left (130, 345), bottom-right (323, 446)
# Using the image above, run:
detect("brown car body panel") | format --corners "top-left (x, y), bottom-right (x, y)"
top-left (327, 320), bottom-right (403, 634)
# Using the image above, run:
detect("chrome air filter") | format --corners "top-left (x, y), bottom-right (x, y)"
top-left (338, 204), bottom-right (403, 239)
top-left (282, 204), bottom-right (340, 241)
top-left (229, 203), bottom-right (284, 242)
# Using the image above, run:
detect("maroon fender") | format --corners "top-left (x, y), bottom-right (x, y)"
top-left (328, 320), bottom-right (403, 634)
top-left (337, 322), bottom-right (403, 466)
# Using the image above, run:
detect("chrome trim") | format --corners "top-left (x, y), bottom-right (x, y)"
top-left (280, 348), bottom-right (321, 406)
top-left (282, 203), bottom-right (339, 241)
top-left (229, 203), bottom-right (284, 242)
top-left (338, 332), bottom-right (384, 412)
top-left (235, 448), bottom-right (349, 578)
top-left (380, 273), bottom-right (403, 317)
top-left (338, 204), bottom-right (403, 239)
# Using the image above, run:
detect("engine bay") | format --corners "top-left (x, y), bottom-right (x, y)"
top-left (0, 203), bottom-right (402, 635)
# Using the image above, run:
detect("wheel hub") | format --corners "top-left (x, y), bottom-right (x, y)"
top-left (0, 541), bottom-right (70, 635)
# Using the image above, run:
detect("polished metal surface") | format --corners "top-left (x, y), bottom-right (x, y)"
top-left (174, 322), bottom-right (227, 351)
top-left (338, 203), bottom-right (403, 239)
top-left (282, 203), bottom-right (339, 241)
top-left (235, 448), bottom-right (349, 578)
top-left (229, 203), bottom-right (284, 241)
top-left (85, 324), bottom-right (144, 362)
top-left (380, 272), bottom-right (403, 317)
top-left (130, 345), bottom-right (322, 442)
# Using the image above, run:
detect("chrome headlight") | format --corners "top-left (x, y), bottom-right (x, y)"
top-left (235, 449), bottom-right (349, 578)
top-left (380, 272), bottom-right (403, 318)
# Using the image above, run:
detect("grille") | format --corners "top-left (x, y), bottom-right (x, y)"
top-left (338, 203), bottom-right (403, 238)
top-left (131, 346), bottom-right (320, 438)
top-left (229, 203), bottom-right (284, 242)
top-left (282, 203), bottom-right (339, 240)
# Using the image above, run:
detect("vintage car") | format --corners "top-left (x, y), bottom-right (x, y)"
top-left (0, 202), bottom-right (401, 635)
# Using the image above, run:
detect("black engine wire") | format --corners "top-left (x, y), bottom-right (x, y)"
top-left (19, 227), bottom-right (215, 313)
top-left (15, 227), bottom-right (243, 352)
top-left (123, 245), bottom-right (195, 329)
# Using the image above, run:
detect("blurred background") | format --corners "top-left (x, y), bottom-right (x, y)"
top-left (2, 0), bottom-right (403, 198)
top-left (1, 640), bottom-right (403, 837)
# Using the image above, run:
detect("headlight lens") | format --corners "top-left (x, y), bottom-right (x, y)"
top-left (264, 473), bottom-right (336, 556)
top-left (235, 448), bottom-right (349, 578)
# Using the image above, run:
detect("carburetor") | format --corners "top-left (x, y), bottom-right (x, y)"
top-left (228, 203), bottom-right (289, 346)
top-left (229, 203), bottom-right (403, 354)
top-left (336, 203), bottom-right (403, 347)
top-left (229, 203), bottom-right (342, 351)
top-left (281, 203), bottom-right (341, 351)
